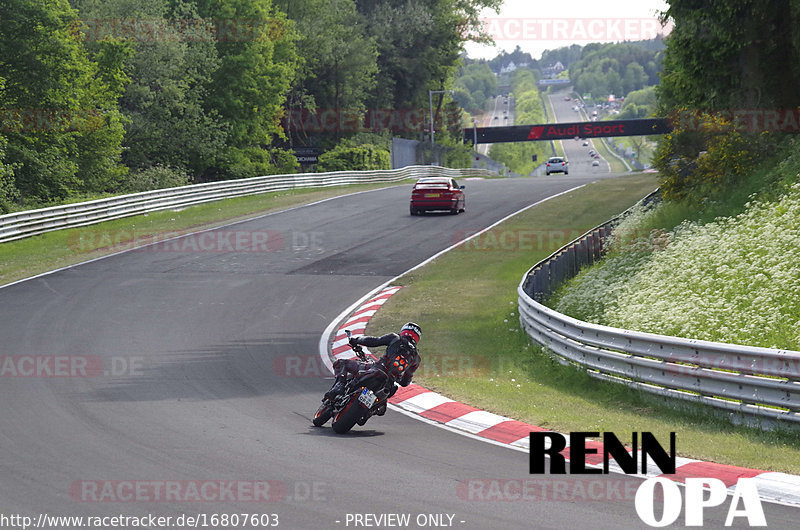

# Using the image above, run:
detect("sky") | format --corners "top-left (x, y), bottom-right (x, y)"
top-left (464, 0), bottom-right (671, 61)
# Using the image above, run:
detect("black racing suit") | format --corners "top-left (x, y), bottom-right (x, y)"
top-left (327, 333), bottom-right (420, 400)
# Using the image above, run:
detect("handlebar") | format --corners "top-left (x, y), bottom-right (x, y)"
top-left (345, 330), bottom-right (367, 361)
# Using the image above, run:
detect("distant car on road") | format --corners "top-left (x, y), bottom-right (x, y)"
top-left (592, 160), bottom-right (600, 167)
top-left (563, 96), bottom-right (571, 101)
top-left (545, 156), bottom-right (569, 175)
top-left (582, 141), bottom-right (589, 146)
top-left (410, 177), bottom-right (465, 215)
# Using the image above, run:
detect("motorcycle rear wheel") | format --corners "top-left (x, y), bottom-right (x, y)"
top-left (331, 397), bottom-right (365, 434)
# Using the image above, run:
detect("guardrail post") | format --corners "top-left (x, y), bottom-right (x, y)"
top-left (567, 244), bottom-right (577, 277)
top-left (534, 263), bottom-right (551, 302)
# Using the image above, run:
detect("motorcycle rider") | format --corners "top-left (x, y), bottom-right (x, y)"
top-left (324, 322), bottom-right (422, 406)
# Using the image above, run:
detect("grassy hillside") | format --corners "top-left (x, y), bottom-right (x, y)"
top-left (551, 183), bottom-right (800, 351)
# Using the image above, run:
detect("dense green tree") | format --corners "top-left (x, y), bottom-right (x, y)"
top-left (453, 62), bottom-right (496, 112)
top-left (357, 0), bottom-right (500, 122)
top-left (571, 43), bottom-right (661, 98)
top-left (75, 0), bottom-right (228, 178)
top-left (624, 86), bottom-right (657, 108)
top-left (279, 0), bottom-right (378, 144)
top-left (315, 141), bottom-right (389, 172)
top-left (0, 0), bottom-right (512, 208)
top-left (487, 45), bottom-right (535, 74)
top-left (0, 0), bottom-right (128, 202)
top-left (654, 0), bottom-right (800, 205)
top-left (604, 69), bottom-right (623, 97)
top-left (538, 44), bottom-right (583, 70)
top-left (0, 75), bottom-right (18, 210)
top-left (622, 62), bottom-right (648, 95)
top-left (194, 0), bottom-right (299, 177)
top-left (618, 86), bottom-right (657, 119)
top-left (658, 0), bottom-right (800, 112)
top-left (358, 1), bottom-right (443, 109)
top-left (0, 129), bottom-right (17, 212)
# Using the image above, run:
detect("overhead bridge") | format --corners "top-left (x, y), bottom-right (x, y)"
top-left (464, 118), bottom-right (671, 144)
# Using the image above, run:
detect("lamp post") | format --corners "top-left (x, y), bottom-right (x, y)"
top-left (429, 89), bottom-right (454, 145)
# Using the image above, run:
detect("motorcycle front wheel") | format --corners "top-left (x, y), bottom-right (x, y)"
top-left (312, 402), bottom-right (333, 427)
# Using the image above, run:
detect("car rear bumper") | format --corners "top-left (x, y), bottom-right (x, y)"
top-left (410, 198), bottom-right (460, 211)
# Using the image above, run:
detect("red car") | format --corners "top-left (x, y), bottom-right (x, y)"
top-left (409, 177), bottom-right (465, 215)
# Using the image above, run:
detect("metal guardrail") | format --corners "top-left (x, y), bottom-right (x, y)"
top-left (517, 194), bottom-right (800, 425)
top-left (0, 166), bottom-right (495, 243)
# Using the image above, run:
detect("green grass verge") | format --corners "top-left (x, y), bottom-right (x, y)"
top-left (0, 181), bottom-right (413, 286)
top-left (365, 173), bottom-right (800, 474)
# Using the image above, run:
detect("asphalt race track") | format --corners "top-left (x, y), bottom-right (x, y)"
top-left (1, 175), bottom-right (797, 529)
top-left (548, 86), bottom-right (612, 175)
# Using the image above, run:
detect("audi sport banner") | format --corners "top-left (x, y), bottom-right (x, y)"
top-left (465, 118), bottom-right (671, 144)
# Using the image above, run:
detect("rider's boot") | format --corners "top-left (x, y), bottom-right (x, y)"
top-left (324, 375), bottom-right (346, 400)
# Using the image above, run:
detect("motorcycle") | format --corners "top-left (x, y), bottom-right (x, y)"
top-left (313, 330), bottom-right (398, 434)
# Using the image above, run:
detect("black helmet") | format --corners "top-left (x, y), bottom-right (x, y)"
top-left (399, 322), bottom-right (421, 344)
